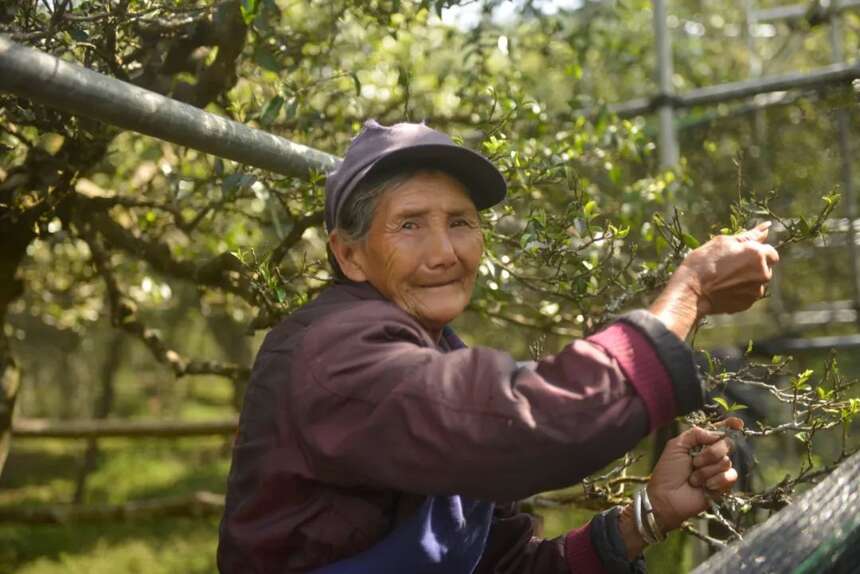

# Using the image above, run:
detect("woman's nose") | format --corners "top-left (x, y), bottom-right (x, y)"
top-left (424, 227), bottom-right (458, 268)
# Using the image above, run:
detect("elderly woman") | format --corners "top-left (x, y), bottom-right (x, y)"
top-left (218, 121), bottom-right (778, 573)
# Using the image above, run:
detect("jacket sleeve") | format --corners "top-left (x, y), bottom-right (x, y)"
top-left (287, 301), bottom-right (702, 501)
top-left (474, 504), bottom-right (646, 574)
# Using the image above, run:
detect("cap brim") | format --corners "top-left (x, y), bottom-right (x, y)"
top-left (355, 143), bottom-right (507, 211)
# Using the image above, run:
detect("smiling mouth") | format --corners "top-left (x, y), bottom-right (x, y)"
top-left (422, 279), bottom-right (460, 288)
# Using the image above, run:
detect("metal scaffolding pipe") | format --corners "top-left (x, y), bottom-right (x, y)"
top-left (0, 36), bottom-right (339, 178)
top-left (828, 1), bottom-right (860, 323)
top-left (609, 61), bottom-right (860, 118)
top-left (653, 0), bottom-right (679, 168)
top-left (754, 0), bottom-right (860, 23)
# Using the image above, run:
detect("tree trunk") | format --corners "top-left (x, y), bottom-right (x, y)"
top-left (72, 334), bottom-right (125, 503)
top-left (0, 222), bottom-right (33, 476)
top-left (207, 312), bottom-right (252, 414)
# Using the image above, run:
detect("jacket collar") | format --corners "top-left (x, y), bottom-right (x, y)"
top-left (328, 280), bottom-right (466, 350)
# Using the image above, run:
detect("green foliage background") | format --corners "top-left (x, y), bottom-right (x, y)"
top-left (1, 0), bottom-right (859, 572)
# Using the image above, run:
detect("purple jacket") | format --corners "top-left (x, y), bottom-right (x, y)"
top-left (218, 281), bottom-right (703, 572)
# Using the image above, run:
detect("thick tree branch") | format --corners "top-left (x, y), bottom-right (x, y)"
top-left (77, 195), bottom-right (256, 303)
top-left (133, 1), bottom-right (247, 108)
top-left (267, 211), bottom-right (324, 265)
top-left (80, 224), bottom-right (249, 381)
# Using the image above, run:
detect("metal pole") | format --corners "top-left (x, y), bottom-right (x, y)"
top-left (607, 62), bottom-right (860, 118)
top-left (745, 0), bottom-right (788, 327)
top-left (0, 36), bottom-right (339, 178)
top-left (827, 3), bottom-right (860, 319)
top-left (754, 0), bottom-right (860, 23)
top-left (653, 0), bottom-right (679, 168)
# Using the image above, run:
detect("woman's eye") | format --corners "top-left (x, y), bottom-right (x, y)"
top-left (401, 221), bottom-right (417, 230)
top-left (451, 219), bottom-right (473, 228)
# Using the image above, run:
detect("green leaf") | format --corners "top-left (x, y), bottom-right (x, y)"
top-left (284, 97), bottom-right (298, 119)
top-left (713, 397), bottom-right (747, 413)
top-left (222, 173), bottom-right (256, 195)
top-left (351, 73), bottom-right (362, 97)
top-left (254, 44), bottom-right (280, 72)
top-left (260, 95), bottom-right (284, 126)
top-left (608, 164), bottom-right (621, 184)
top-left (702, 349), bottom-right (715, 375)
top-left (240, 0), bottom-right (260, 25)
top-left (823, 193), bottom-right (841, 208)
top-left (771, 355), bottom-right (784, 365)
top-left (682, 232), bottom-right (700, 249)
top-left (583, 200), bottom-right (598, 218)
top-left (795, 369), bottom-right (814, 386)
top-left (712, 397), bottom-right (729, 411)
top-left (792, 369), bottom-right (814, 392)
top-left (745, 339), bottom-right (754, 355)
top-left (69, 27), bottom-right (89, 42)
top-left (222, 173), bottom-right (244, 194)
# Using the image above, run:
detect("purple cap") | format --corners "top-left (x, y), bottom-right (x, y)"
top-left (324, 120), bottom-right (507, 232)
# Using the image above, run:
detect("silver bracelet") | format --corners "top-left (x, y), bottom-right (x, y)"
top-left (639, 487), bottom-right (666, 543)
top-left (633, 489), bottom-right (657, 545)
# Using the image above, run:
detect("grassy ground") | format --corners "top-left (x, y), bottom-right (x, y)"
top-left (0, 438), bottom-right (229, 574)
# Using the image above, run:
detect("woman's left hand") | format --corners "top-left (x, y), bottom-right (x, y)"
top-left (647, 417), bottom-right (744, 532)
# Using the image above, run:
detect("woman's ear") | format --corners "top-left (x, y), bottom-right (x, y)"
top-left (328, 231), bottom-right (368, 282)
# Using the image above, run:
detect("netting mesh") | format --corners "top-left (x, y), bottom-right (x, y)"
top-left (693, 450), bottom-right (860, 573)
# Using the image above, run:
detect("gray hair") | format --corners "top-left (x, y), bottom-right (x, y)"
top-left (328, 167), bottom-right (418, 279)
top-left (336, 168), bottom-right (418, 242)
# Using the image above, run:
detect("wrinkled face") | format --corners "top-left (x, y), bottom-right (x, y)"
top-left (348, 171), bottom-right (483, 338)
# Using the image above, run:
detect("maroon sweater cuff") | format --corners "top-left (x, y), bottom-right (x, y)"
top-left (587, 322), bottom-right (676, 431)
top-left (564, 522), bottom-right (607, 574)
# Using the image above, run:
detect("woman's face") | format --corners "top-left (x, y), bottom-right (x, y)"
top-left (347, 170), bottom-right (484, 337)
